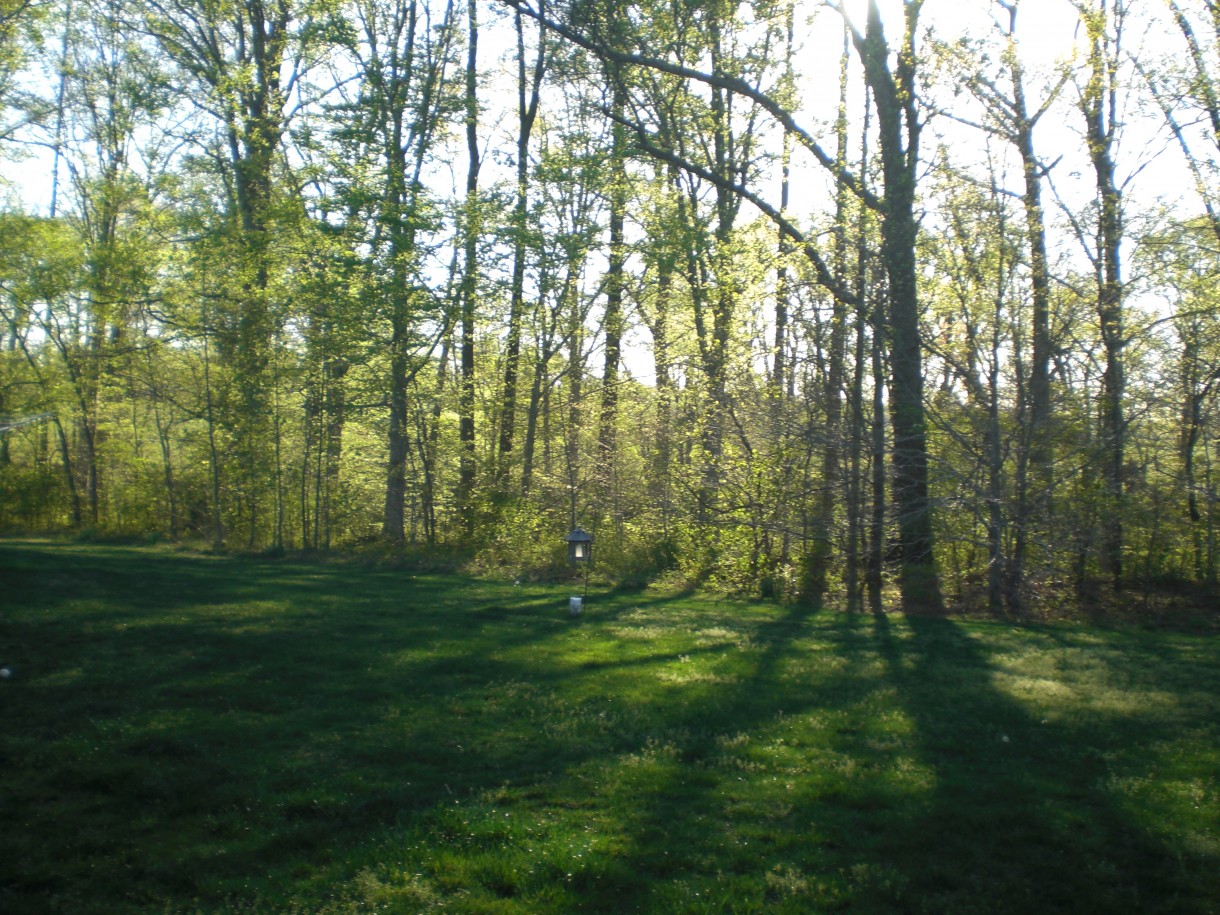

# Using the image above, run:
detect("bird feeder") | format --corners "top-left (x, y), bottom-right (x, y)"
top-left (564, 528), bottom-right (593, 564)
top-left (564, 528), bottom-right (594, 613)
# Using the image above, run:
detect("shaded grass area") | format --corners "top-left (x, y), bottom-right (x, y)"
top-left (1, 540), bottom-right (1217, 913)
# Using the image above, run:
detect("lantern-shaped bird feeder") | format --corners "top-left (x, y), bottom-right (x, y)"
top-left (565, 528), bottom-right (593, 564)
top-left (564, 528), bottom-right (594, 614)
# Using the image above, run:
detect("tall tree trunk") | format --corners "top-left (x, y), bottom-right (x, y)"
top-left (203, 331), bottom-right (224, 549)
top-left (1081, 0), bottom-right (1126, 588)
top-left (522, 261), bottom-right (564, 498)
top-left (651, 225), bottom-right (676, 532)
top-left (423, 334), bottom-right (451, 545)
top-left (140, 0), bottom-right (296, 546)
top-left (1177, 314), bottom-right (1211, 579)
top-left (49, 414), bottom-right (82, 529)
top-left (230, 8), bottom-right (288, 548)
top-left (987, 185), bottom-right (1007, 616)
top-left (771, 3), bottom-right (797, 397)
top-left (566, 277), bottom-right (585, 530)
top-left (1207, 434), bottom-right (1217, 584)
top-left (868, 280), bottom-right (887, 615)
top-left (383, 274), bottom-right (413, 542)
top-left (520, 343), bottom-right (549, 498)
top-left (458, 0), bottom-right (481, 535)
top-left (322, 356), bottom-right (347, 549)
top-left (372, 0), bottom-right (453, 542)
top-left (599, 82), bottom-right (627, 528)
top-left (378, 0), bottom-right (419, 542)
top-left (1001, 0), bottom-right (1055, 609)
top-left (687, 9), bottom-right (743, 533)
top-left (853, 1), bottom-right (940, 610)
top-left (847, 83), bottom-right (873, 613)
top-left (498, 9), bottom-right (545, 486)
top-left (803, 23), bottom-right (852, 606)
top-left (639, 159), bottom-right (679, 530)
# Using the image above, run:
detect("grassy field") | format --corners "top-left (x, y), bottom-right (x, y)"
top-left (1, 540), bottom-right (1217, 913)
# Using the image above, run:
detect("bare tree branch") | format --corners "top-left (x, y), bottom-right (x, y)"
top-left (610, 108), bottom-right (859, 307)
top-left (497, 0), bottom-right (882, 212)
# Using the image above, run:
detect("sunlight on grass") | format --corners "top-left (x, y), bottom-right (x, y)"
top-left (1, 542), bottom-right (1217, 914)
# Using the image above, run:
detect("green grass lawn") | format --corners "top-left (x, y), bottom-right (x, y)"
top-left (1, 541), bottom-right (1217, 914)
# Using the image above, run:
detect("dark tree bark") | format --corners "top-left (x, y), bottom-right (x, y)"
top-left (598, 81), bottom-right (626, 499)
top-left (802, 22), bottom-right (852, 606)
top-left (373, 0), bottom-right (455, 542)
top-left (498, 7), bottom-right (546, 485)
top-left (851, 1), bottom-right (941, 610)
top-left (457, 0), bottom-right (481, 534)
top-left (1080, 0), bottom-right (1126, 588)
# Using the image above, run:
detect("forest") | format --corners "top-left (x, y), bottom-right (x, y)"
top-left (1, 0), bottom-right (1218, 615)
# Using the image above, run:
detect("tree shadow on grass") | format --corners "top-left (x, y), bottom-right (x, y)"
top-left (4, 543), bottom-right (768, 908)
top-left (2, 543), bottom-right (846, 911)
top-left (865, 612), bottom-right (1218, 914)
top-left (533, 600), bottom-right (872, 912)
top-left (538, 607), bottom-right (1217, 913)
top-left (2, 542), bottom-right (1216, 913)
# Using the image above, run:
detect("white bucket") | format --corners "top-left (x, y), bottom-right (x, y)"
top-left (569, 596), bottom-right (583, 616)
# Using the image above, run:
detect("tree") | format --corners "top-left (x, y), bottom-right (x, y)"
top-left (496, 2), bottom-right (546, 488)
top-left (456, 0), bottom-right (479, 535)
top-left (139, 0), bottom-right (328, 546)
top-left (498, 0), bottom-right (943, 609)
top-left (49, 0), bottom-right (171, 527)
top-left (841, 0), bottom-right (940, 610)
top-left (923, 159), bottom-right (1020, 614)
top-left (935, 0), bottom-right (1063, 608)
top-left (1141, 217), bottom-right (1220, 582)
top-left (0, 0), bottom-right (40, 148)
top-left (322, 0), bottom-right (460, 543)
top-left (1076, 0), bottom-right (1127, 587)
top-left (1144, 0), bottom-right (1220, 249)
top-left (0, 212), bottom-right (88, 527)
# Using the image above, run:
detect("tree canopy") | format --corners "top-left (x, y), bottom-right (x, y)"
top-left (2, 0), bottom-right (1219, 614)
